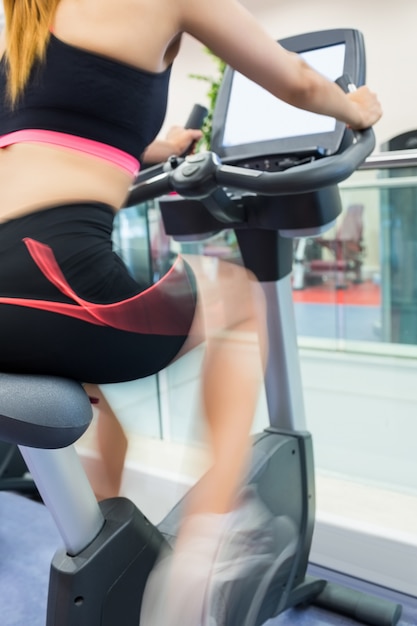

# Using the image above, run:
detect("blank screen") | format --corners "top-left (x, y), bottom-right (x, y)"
top-left (222, 43), bottom-right (346, 148)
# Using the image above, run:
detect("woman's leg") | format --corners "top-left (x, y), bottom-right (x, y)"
top-left (83, 383), bottom-right (128, 500)
top-left (141, 254), bottom-right (268, 626)
top-left (176, 254), bottom-right (267, 521)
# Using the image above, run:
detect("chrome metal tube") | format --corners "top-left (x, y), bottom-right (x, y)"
top-left (19, 445), bottom-right (104, 556)
top-left (361, 150), bottom-right (417, 170)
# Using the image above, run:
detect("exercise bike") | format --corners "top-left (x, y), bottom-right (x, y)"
top-left (0, 28), bottom-right (402, 626)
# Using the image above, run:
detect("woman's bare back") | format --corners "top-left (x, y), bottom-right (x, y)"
top-left (52, 0), bottom-right (183, 73)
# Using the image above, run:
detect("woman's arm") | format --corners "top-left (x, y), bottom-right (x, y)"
top-left (176, 0), bottom-right (382, 130)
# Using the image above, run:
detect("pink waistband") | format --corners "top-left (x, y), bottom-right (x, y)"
top-left (0, 130), bottom-right (140, 176)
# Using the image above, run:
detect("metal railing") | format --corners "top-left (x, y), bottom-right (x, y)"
top-left (360, 149), bottom-right (417, 170)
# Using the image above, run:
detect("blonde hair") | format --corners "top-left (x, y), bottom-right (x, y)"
top-left (3, 0), bottom-right (60, 104)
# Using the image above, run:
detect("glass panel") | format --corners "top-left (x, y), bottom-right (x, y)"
top-left (294, 163), bottom-right (417, 358)
top-left (293, 179), bottom-right (381, 347)
top-left (378, 165), bottom-right (417, 346)
top-left (293, 161), bottom-right (417, 499)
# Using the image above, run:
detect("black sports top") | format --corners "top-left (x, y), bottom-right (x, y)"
top-left (0, 34), bottom-right (172, 171)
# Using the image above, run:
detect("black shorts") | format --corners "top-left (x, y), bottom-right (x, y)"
top-left (0, 203), bottom-right (197, 383)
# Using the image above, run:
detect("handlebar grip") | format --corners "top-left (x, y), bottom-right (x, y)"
top-left (184, 104), bottom-right (208, 130)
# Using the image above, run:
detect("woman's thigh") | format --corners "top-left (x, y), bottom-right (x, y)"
top-left (176, 254), bottom-right (266, 359)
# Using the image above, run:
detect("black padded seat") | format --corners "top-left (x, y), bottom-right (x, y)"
top-left (0, 374), bottom-right (93, 449)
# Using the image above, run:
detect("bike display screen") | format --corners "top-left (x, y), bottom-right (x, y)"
top-left (211, 29), bottom-right (365, 164)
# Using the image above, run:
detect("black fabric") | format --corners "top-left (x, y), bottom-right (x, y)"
top-left (0, 203), bottom-right (197, 383)
top-left (0, 34), bottom-right (171, 161)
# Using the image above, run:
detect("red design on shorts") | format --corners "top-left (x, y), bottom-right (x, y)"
top-left (0, 238), bottom-right (195, 335)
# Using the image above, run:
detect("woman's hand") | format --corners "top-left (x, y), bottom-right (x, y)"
top-left (142, 126), bottom-right (203, 164)
top-left (165, 126), bottom-right (203, 154)
top-left (346, 86), bottom-right (383, 130)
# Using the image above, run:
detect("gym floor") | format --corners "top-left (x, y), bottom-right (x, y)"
top-left (292, 280), bottom-right (382, 343)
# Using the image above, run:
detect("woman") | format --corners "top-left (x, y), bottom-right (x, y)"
top-left (0, 0), bottom-right (381, 624)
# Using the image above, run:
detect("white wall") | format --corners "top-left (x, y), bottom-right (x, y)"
top-left (163, 0), bottom-right (417, 150)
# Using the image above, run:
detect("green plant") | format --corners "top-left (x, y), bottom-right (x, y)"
top-left (189, 48), bottom-right (226, 150)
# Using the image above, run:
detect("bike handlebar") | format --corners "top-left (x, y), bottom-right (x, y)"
top-left (125, 127), bottom-right (375, 209)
